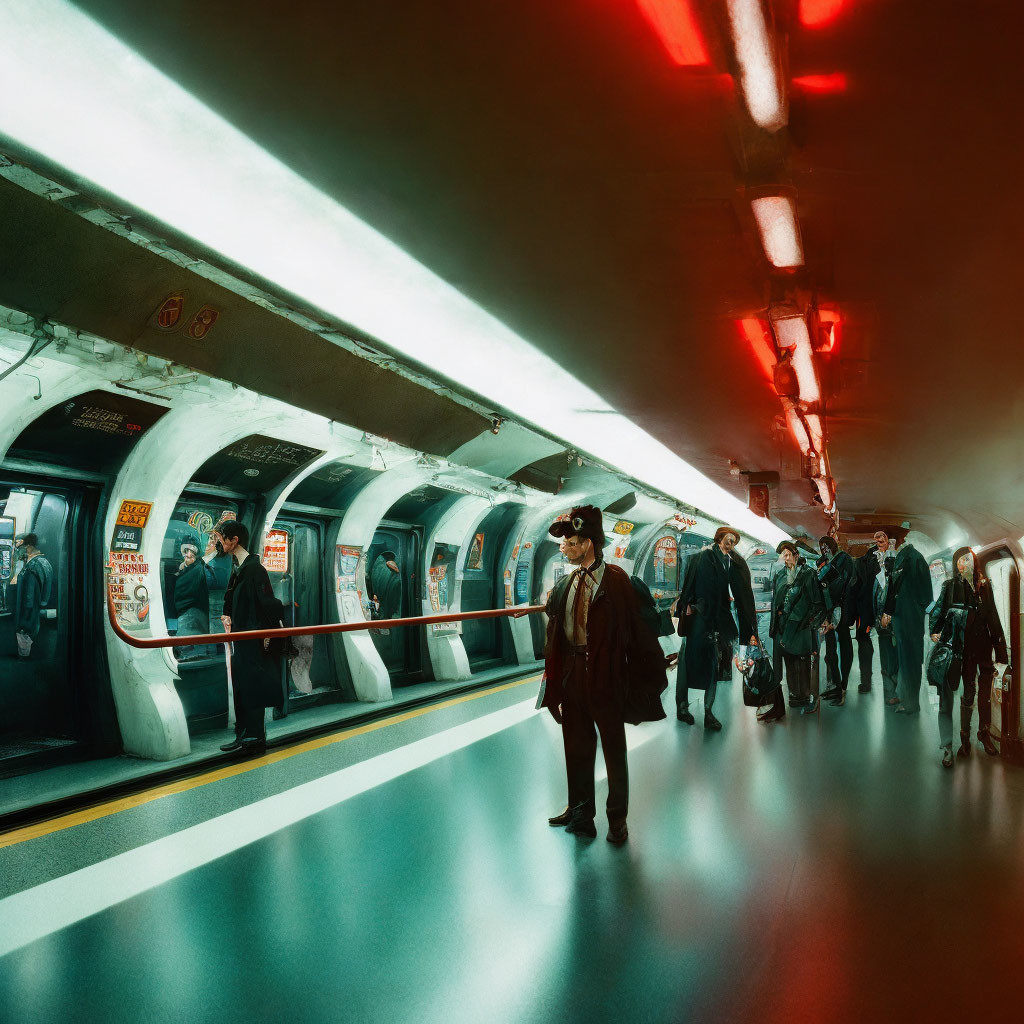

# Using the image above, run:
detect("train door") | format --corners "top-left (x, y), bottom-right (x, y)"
top-left (160, 494), bottom-right (243, 733)
top-left (0, 479), bottom-right (91, 772)
top-left (461, 506), bottom-right (519, 671)
top-left (264, 516), bottom-right (337, 713)
top-left (367, 525), bottom-right (421, 685)
top-left (979, 549), bottom-right (1020, 748)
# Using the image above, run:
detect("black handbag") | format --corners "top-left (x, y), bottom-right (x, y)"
top-left (741, 650), bottom-right (779, 707)
top-left (927, 641), bottom-right (957, 689)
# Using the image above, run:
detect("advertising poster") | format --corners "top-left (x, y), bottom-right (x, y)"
top-left (263, 529), bottom-right (289, 573)
top-left (336, 545), bottom-right (362, 593)
top-left (107, 549), bottom-right (151, 628)
top-left (504, 568), bottom-right (513, 608)
top-left (466, 532), bottom-right (485, 570)
top-left (0, 516), bottom-right (16, 584)
top-left (116, 499), bottom-right (153, 530)
top-left (429, 544), bottom-right (460, 635)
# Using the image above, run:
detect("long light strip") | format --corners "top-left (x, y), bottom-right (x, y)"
top-left (750, 196), bottom-right (804, 268)
top-left (726, 0), bottom-right (786, 131)
top-left (0, 1), bottom-right (787, 546)
top-left (772, 315), bottom-right (820, 405)
top-left (805, 412), bottom-right (825, 455)
top-left (785, 406), bottom-right (812, 456)
top-left (635, 0), bottom-right (709, 66)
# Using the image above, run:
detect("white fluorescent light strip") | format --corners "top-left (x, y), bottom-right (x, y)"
top-left (0, 1), bottom-right (787, 547)
top-left (805, 413), bottom-right (825, 456)
top-left (750, 196), bottom-right (804, 268)
top-left (815, 476), bottom-right (833, 507)
top-left (785, 407), bottom-right (811, 455)
top-left (726, 0), bottom-right (786, 131)
top-left (773, 317), bottom-right (820, 405)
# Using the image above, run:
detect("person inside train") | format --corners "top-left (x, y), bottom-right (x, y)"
top-left (10, 532), bottom-right (53, 659)
top-left (172, 536), bottom-right (211, 660)
top-left (881, 534), bottom-right (932, 714)
top-left (674, 527), bottom-right (757, 731)
top-left (212, 521), bottom-right (287, 756)
top-left (816, 535), bottom-right (856, 706)
top-left (930, 547), bottom-right (1007, 766)
top-left (370, 549), bottom-right (402, 622)
top-left (538, 505), bottom-right (666, 844)
top-left (769, 540), bottom-right (825, 714)
top-left (853, 531), bottom-right (890, 693)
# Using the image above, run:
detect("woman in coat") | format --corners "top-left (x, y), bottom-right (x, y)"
top-left (930, 547), bottom-right (1008, 767)
top-left (766, 541), bottom-right (825, 718)
top-left (172, 537), bottom-right (211, 660)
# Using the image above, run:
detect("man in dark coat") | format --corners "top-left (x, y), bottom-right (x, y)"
top-left (10, 532), bottom-right (53, 659)
top-left (883, 535), bottom-right (933, 714)
top-left (538, 505), bottom-right (667, 844)
top-left (674, 526), bottom-right (757, 731)
top-left (852, 530), bottom-right (891, 693)
top-left (816, 535), bottom-right (856, 704)
top-left (212, 521), bottom-right (286, 754)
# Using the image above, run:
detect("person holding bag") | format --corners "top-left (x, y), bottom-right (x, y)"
top-left (769, 541), bottom-right (825, 715)
top-left (930, 547), bottom-right (1008, 767)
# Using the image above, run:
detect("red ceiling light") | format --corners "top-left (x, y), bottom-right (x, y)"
top-left (799, 0), bottom-right (848, 28)
top-left (792, 73), bottom-right (848, 94)
top-left (635, 0), bottom-right (709, 66)
top-left (817, 309), bottom-right (841, 353)
top-left (737, 318), bottom-right (776, 382)
top-left (751, 195), bottom-right (804, 269)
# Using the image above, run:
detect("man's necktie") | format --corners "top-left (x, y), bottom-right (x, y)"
top-left (572, 567), bottom-right (593, 645)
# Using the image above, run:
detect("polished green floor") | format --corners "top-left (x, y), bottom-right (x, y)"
top-left (1, 661), bottom-right (1022, 1023)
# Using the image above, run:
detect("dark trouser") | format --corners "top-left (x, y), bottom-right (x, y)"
top-left (823, 627), bottom-right (854, 691)
top-left (878, 633), bottom-right (899, 701)
top-left (677, 634), bottom-right (720, 714)
top-left (895, 618), bottom-right (924, 712)
top-left (237, 704), bottom-right (267, 741)
top-left (562, 656), bottom-right (628, 825)
top-left (855, 624), bottom-right (874, 688)
top-left (783, 651), bottom-right (812, 702)
top-left (962, 649), bottom-right (996, 735)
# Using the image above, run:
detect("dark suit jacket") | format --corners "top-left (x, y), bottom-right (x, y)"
top-left (538, 563), bottom-right (667, 724)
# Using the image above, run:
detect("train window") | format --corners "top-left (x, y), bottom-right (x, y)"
top-left (161, 499), bottom-right (239, 660)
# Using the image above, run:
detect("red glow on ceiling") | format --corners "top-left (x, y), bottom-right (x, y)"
top-left (799, 0), bottom-right (848, 28)
top-left (635, 0), bottom-right (709, 66)
top-left (792, 73), bottom-right (848, 94)
top-left (737, 318), bottom-right (776, 382)
top-left (818, 309), bottom-right (841, 353)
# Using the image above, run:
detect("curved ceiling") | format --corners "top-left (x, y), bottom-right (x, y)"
top-left (19, 0), bottom-right (1024, 548)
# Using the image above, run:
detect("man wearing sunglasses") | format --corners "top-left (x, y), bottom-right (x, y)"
top-left (538, 505), bottom-right (667, 845)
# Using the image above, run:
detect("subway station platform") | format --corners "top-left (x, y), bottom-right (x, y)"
top-left (2, 658), bottom-right (1022, 1024)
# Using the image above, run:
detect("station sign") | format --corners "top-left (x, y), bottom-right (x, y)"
top-left (612, 521), bottom-right (635, 535)
top-left (116, 500), bottom-right (153, 529)
top-left (263, 529), bottom-right (289, 573)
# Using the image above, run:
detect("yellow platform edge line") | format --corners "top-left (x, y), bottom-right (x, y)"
top-left (0, 674), bottom-right (540, 850)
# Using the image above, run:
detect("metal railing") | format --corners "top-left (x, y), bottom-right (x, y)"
top-left (105, 588), bottom-right (544, 650)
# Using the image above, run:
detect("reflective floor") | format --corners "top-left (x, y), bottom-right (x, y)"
top-left (1, 659), bottom-right (1022, 1023)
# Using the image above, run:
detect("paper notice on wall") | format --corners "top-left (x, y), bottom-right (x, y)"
top-left (263, 529), bottom-right (289, 573)
top-left (107, 550), bottom-right (151, 628)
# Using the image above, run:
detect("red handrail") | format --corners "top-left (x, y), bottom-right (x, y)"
top-left (105, 588), bottom-right (544, 650)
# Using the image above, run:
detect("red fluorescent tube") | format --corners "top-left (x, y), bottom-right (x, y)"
top-left (635, 0), bottom-right (709, 66)
top-left (799, 0), bottom-right (848, 28)
top-left (792, 73), bottom-right (848, 94)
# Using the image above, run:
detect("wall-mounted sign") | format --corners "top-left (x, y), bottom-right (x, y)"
top-left (112, 525), bottom-right (143, 552)
top-left (653, 535), bottom-right (678, 586)
top-left (0, 516), bottom-right (15, 584)
top-left (263, 529), bottom-right (289, 573)
top-left (185, 305), bottom-right (220, 341)
top-left (672, 513), bottom-right (698, 531)
top-left (154, 293), bottom-right (185, 331)
top-left (107, 550), bottom-right (151, 625)
top-left (116, 500), bottom-right (153, 529)
top-left (336, 545), bottom-right (361, 592)
top-left (504, 568), bottom-right (513, 608)
top-left (613, 521), bottom-right (635, 535)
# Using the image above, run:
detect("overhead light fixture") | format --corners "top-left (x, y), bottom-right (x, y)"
top-left (726, 0), bottom-right (786, 131)
top-left (0, 1), bottom-right (789, 548)
top-left (736, 318), bottom-right (776, 382)
top-left (635, 0), bottom-right (709, 66)
top-left (799, 0), bottom-right (848, 29)
top-left (814, 476), bottom-right (834, 507)
top-left (770, 313), bottom-right (820, 405)
top-left (750, 196), bottom-right (804, 268)
top-left (784, 406), bottom-right (812, 456)
top-left (792, 73), bottom-right (848, 94)
top-left (804, 412), bottom-right (824, 455)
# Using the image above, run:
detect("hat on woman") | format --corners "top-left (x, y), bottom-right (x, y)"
top-left (179, 537), bottom-right (200, 556)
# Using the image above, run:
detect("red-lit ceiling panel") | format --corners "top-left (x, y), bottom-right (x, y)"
top-left (792, 73), bottom-right (848, 94)
top-left (635, 0), bottom-right (709, 66)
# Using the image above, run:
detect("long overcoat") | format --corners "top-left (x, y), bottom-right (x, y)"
top-left (770, 565), bottom-right (825, 657)
top-left (884, 543), bottom-right (932, 669)
top-left (223, 556), bottom-right (286, 712)
top-left (538, 563), bottom-right (667, 724)
top-left (677, 547), bottom-right (739, 691)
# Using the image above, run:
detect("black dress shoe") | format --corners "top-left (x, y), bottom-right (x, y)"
top-left (677, 708), bottom-right (695, 725)
top-left (979, 729), bottom-right (999, 756)
top-left (828, 690), bottom-right (846, 707)
top-left (801, 696), bottom-right (819, 715)
top-left (607, 823), bottom-right (628, 845)
top-left (857, 683), bottom-right (872, 694)
top-left (239, 737), bottom-right (267, 756)
top-left (820, 686), bottom-right (840, 702)
top-left (704, 711), bottom-right (722, 731)
top-left (758, 705), bottom-right (785, 723)
top-left (957, 734), bottom-right (971, 758)
top-left (566, 816), bottom-right (597, 838)
top-left (219, 737), bottom-right (245, 752)
top-left (548, 808), bottom-right (572, 827)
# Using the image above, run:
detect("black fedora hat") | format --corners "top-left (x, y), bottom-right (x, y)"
top-left (549, 505), bottom-right (604, 545)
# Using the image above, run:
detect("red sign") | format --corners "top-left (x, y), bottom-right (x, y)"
top-left (186, 305), bottom-right (220, 340)
top-left (263, 529), bottom-right (289, 573)
top-left (155, 293), bottom-right (184, 330)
